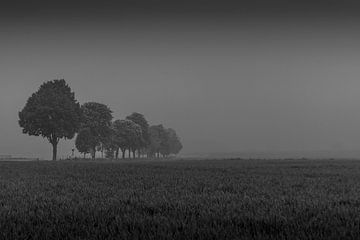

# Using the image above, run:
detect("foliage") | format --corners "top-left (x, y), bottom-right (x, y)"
top-left (19, 81), bottom-right (183, 160)
top-left (114, 119), bottom-right (143, 157)
top-left (2, 159), bottom-right (360, 239)
top-left (112, 120), bottom-right (128, 152)
top-left (148, 125), bottom-right (182, 157)
top-left (166, 128), bottom-right (183, 155)
top-left (75, 128), bottom-right (97, 158)
top-left (148, 125), bottom-right (166, 157)
top-left (160, 128), bottom-right (182, 156)
top-left (126, 113), bottom-right (150, 151)
top-left (102, 127), bottom-right (118, 159)
top-left (18, 79), bottom-right (82, 160)
top-left (80, 102), bottom-right (113, 158)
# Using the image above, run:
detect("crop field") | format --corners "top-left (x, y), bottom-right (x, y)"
top-left (1, 158), bottom-right (360, 239)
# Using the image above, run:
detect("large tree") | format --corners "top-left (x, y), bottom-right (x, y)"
top-left (126, 112), bottom-right (150, 157)
top-left (80, 102), bottom-right (113, 159)
top-left (19, 79), bottom-right (82, 160)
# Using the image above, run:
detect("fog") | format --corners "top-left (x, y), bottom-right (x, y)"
top-left (1, 1), bottom-right (360, 159)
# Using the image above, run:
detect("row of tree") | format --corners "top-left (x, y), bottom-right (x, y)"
top-left (19, 79), bottom-right (182, 160)
top-left (75, 104), bottom-right (182, 159)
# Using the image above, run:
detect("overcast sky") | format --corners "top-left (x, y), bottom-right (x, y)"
top-left (1, 0), bottom-right (360, 159)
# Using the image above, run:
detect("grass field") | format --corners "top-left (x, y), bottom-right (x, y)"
top-left (1, 158), bottom-right (360, 239)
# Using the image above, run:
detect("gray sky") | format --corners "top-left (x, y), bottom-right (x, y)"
top-left (1, 0), bottom-right (360, 159)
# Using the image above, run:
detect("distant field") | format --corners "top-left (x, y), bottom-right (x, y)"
top-left (1, 159), bottom-right (360, 239)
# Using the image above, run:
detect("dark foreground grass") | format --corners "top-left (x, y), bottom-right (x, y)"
top-left (1, 159), bottom-right (360, 239)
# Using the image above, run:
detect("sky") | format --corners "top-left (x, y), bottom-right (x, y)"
top-left (1, 0), bottom-right (360, 159)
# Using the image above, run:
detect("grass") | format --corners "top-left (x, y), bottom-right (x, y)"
top-left (1, 158), bottom-right (360, 239)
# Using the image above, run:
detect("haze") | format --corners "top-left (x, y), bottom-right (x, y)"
top-left (1, 0), bottom-right (360, 159)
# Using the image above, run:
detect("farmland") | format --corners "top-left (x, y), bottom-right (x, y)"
top-left (1, 158), bottom-right (360, 239)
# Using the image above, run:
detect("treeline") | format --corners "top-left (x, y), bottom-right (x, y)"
top-left (19, 79), bottom-right (182, 160)
top-left (75, 104), bottom-right (182, 159)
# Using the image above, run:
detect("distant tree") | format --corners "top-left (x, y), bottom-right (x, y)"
top-left (19, 79), bottom-right (82, 160)
top-left (148, 124), bottom-right (166, 158)
top-left (148, 125), bottom-right (183, 158)
top-left (126, 113), bottom-right (150, 157)
top-left (75, 128), bottom-right (95, 159)
top-left (128, 122), bottom-right (143, 158)
top-left (112, 120), bottom-right (127, 159)
top-left (166, 128), bottom-right (183, 156)
top-left (103, 126), bottom-right (117, 159)
top-left (80, 102), bottom-right (113, 159)
top-left (112, 119), bottom-right (142, 159)
top-left (159, 128), bottom-right (171, 157)
top-left (148, 126), bottom-right (158, 157)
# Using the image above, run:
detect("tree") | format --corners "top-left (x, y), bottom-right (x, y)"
top-left (80, 102), bottom-right (113, 159)
top-left (103, 126), bottom-right (117, 159)
top-left (19, 79), bottom-right (82, 160)
top-left (75, 128), bottom-right (95, 159)
top-left (126, 112), bottom-right (150, 157)
top-left (113, 119), bottom-right (142, 159)
top-left (112, 120), bottom-right (127, 159)
top-left (148, 124), bottom-right (166, 158)
top-left (159, 127), bottom-right (171, 157)
top-left (127, 122), bottom-right (143, 158)
top-left (148, 125), bottom-right (183, 158)
top-left (166, 128), bottom-right (183, 156)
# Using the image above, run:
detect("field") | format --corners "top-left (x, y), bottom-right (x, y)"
top-left (1, 158), bottom-right (360, 239)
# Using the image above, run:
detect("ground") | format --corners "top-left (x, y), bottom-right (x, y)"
top-left (1, 158), bottom-right (360, 239)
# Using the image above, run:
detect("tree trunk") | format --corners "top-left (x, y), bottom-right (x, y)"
top-left (116, 149), bottom-right (119, 159)
top-left (122, 149), bottom-right (126, 159)
top-left (84, 153), bottom-right (86, 159)
top-left (137, 149), bottom-right (141, 158)
top-left (92, 147), bottom-right (96, 159)
top-left (52, 141), bottom-right (58, 161)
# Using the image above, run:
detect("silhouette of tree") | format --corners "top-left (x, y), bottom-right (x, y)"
top-left (126, 112), bottom-right (150, 157)
top-left (148, 125), bottom-right (165, 157)
top-left (148, 125), bottom-right (183, 158)
top-left (19, 79), bottom-right (82, 160)
top-left (166, 128), bottom-right (183, 156)
top-left (113, 119), bottom-right (142, 159)
top-left (75, 128), bottom-right (95, 159)
top-left (103, 126), bottom-right (118, 159)
top-left (80, 102), bottom-right (113, 159)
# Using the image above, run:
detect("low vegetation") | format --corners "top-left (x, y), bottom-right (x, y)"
top-left (1, 159), bottom-right (360, 239)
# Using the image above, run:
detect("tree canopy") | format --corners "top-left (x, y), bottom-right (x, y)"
top-left (75, 128), bottom-right (95, 158)
top-left (18, 79), bottom-right (82, 160)
top-left (126, 112), bottom-right (150, 156)
top-left (80, 102), bottom-right (113, 158)
top-left (165, 128), bottom-right (183, 156)
top-left (112, 119), bottom-right (142, 159)
top-left (148, 124), bottom-right (165, 157)
top-left (148, 125), bottom-right (183, 158)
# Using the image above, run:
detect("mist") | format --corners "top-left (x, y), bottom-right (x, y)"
top-left (1, 0), bottom-right (360, 159)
